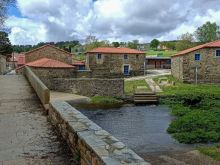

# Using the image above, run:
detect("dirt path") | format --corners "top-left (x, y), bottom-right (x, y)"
top-left (0, 75), bottom-right (77, 164)
top-left (140, 150), bottom-right (220, 165)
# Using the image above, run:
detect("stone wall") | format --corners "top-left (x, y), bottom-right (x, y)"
top-left (24, 67), bottom-right (50, 108)
top-left (49, 101), bottom-right (149, 165)
top-left (171, 56), bottom-right (183, 81)
top-left (31, 67), bottom-right (76, 79)
top-left (86, 53), bottom-right (145, 78)
top-left (41, 78), bottom-right (124, 97)
top-left (172, 48), bottom-right (220, 83)
top-left (25, 45), bottom-right (72, 64)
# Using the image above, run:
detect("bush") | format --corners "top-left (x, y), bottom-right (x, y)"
top-left (198, 145), bottom-right (220, 161)
top-left (167, 110), bottom-right (220, 143)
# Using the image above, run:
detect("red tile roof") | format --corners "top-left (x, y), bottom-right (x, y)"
top-left (72, 59), bottom-right (85, 66)
top-left (17, 55), bottom-right (25, 65)
top-left (87, 47), bottom-right (145, 54)
top-left (25, 58), bottom-right (74, 68)
top-left (173, 40), bottom-right (220, 57)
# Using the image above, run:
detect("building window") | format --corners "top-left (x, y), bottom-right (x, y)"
top-left (166, 59), bottom-right (171, 64)
top-left (124, 54), bottom-right (128, 60)
top-left (216, 50), bottom-right (220, 57)
top-left (136, 54), bottom-right (139, 59)
top-left (97, 54), bottom-right (102, 59)
top-left (195, 54), bottom-right (201, 61)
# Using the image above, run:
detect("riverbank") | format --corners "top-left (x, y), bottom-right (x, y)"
top-left (153, 75), bottom-right (220, 161)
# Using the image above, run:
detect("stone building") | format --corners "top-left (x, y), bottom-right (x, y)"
top-left (171, 40), bottom-right (220, 83)
top-left (25, 44), bottom-right (73, 64)
top-left (0, 55), bottom-right (6, 74)
top-left (86, 47), bottom-right (145, 78)
top-left (146, 56), bottom-right (171, 69)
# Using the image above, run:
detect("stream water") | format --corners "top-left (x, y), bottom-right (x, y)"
top-left (71, 104), bottom-right (194, 154)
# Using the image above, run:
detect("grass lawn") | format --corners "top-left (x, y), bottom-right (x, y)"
top-left (198, 145), bottom-right (220, 161)
top-left (153, 75), bottom-right (220, 144)
top-left (124, 79), bottom-right (149, 95)
top-left (146, 50), bottom-right (178, 57)
top-left (90, 96), bottom-right (123, 106)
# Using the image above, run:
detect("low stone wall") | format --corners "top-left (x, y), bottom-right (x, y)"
top-left (76, 70), bottom-right (92, 78)
top-left (49, 101), bottom-right (149, 165)
top-left (41, 78), bottom-right (124, 97)
top-left (24, 66), bottom-right (50, 108)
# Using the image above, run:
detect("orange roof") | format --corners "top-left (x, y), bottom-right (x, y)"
top-left (25, 44), bottom-right (74, 56)
top-left (17, 55), bottom-right (25, 65)
top-left (25, 58), bottom-right (74, 68)
top-left (87, 47), bottom-right (145, 54)
top-left (173, 40), bottom-right (220, 57)
top-left (72, 59), bottom-right (85, 66)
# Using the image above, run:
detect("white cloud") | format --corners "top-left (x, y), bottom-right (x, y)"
top-left (5, 0), bottom-right (220, 45)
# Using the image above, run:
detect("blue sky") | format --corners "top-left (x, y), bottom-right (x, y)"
top-left (5, 0), bottom-right (220, 45)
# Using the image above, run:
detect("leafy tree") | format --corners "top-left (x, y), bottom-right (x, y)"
top-left (150, 39), bottom-right (160, 50)
top-left (85, 35), bottom-right (110, 51)
top-left (0, 0), bottom-right (15, 26)
top-left (0, 31), bottom-right (12, 56)
top-left (112, 42), bottom-right (120, 48)
top-left (195, 22), bottom-right (220, 43)
top-left (128, 40), bottom-right (139, 49)
top-left (176, 33), bottom-right (196, 51)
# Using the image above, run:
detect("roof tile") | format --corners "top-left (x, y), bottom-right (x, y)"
top-left (87, 47), bottom-right (145, 54)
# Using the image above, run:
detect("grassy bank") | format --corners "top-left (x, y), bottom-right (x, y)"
top-left (154, 75), bottom-right (220, 144)
top-left (198, 145), bottom-right (220, 161)
top-left (124, 79), bottom-right (149, 95)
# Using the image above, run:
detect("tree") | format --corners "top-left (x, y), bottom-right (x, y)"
top-left (195, 21), bottom-right (220, 43)
top-left (85, 35), bottom-right (110, 51)
top-left (176, 33), bottom-right (196, 51)
top-left (112, 42), bottom-right (120, 48)
top-left (150, 39), bottom-right (160, 50)
top-left (0, 0), bottom-right (15, 26)
top-left (128, 40), bottom-right (139, 49)
top-left (0, 31), bottom-right (12, 56)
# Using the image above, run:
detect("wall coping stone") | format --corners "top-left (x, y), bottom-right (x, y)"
top-left (49, 101), bottom-right (150, 165)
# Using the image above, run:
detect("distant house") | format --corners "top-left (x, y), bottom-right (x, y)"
top-left (146, 56), bottom-right (171, 69)
top-left (86, 47), bottom-right (145, 77)
top-left (0, 55), bottom-right (6, 74)
top-left (171, 40), bottom-right (220, 83)
top-left (25, 44), bottom-right (73, 64)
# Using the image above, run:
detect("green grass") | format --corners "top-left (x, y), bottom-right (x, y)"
top-left (198, 145), bottom-right (220, 161)
top-left (154, 75), bottom-right (220, 144)
top-left (90, 96), bottom-right (123, 106)
top-left (124, 79), bottom-right (149, 95)
top-left (146, 50), bottom-right (178, 57)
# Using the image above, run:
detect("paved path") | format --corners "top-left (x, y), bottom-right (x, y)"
top-left (0, 75), bottom-right (77, 164)
top-left (125, 69), bottom-right (171, 81)
top-left (145, 78), bottom-right (163, 93)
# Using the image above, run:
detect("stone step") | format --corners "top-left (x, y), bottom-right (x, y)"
top-left (134, 100), bottom-right (158, 103)
top-left (134, 96), bottom-right (157, 100)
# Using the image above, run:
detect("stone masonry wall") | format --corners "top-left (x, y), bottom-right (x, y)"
top-left (31, 67), bottom-right (76, 79)
top-left (172, 48), bottom-right (220, 83)
top-left (25, 45), bottom-right (72, 64)
top-left (0, 55), bottom-right (6, 75)
top-left (41, 78), bottom-right (124, 97)
top-left (171, 56), bottom-right (183, 81)
top-left (182, 48), bottom-right (220, 83)
top-left (86, 53), bottom-right (145, 78)
top-left (49, 101), bottom-right (149, 165)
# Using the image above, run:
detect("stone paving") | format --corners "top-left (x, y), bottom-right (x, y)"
top-left (0, 75), bottom-right (77, 164)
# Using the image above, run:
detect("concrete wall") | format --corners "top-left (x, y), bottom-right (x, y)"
top-left (172, 48), bottom-right (220, 83)
top-left (86, 53), bottom-right (145, 78)
top-left (24, 66), bottom-right (50, 108)
top-left (41, 78), bottom-right (124, 97)
top-left (49, 101), bottom-right (149, 165)
top-left (0, 55), bottom-right (6, 74)
top-left (25, 45), bottom-right (73, 64)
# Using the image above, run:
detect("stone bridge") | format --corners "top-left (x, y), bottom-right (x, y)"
top-left (0, 75), bottom-right (76, 164)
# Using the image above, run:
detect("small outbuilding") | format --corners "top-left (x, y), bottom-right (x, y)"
top-left (171, 40), bottom-right (220, 83)
top-left (146, 56), bottom-right (171, 69)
